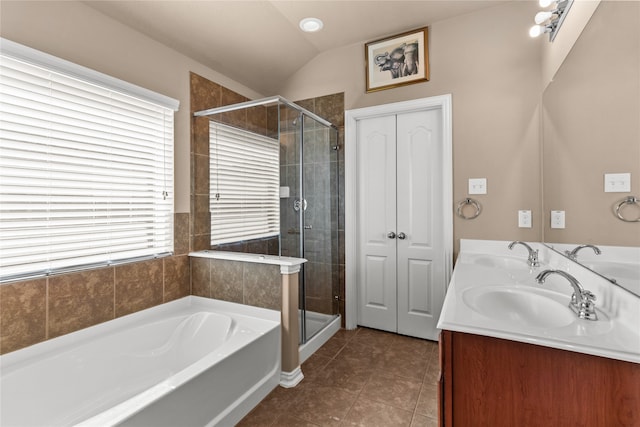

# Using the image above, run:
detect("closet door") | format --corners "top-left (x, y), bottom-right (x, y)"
top-left (356, 115), bottom-right (397, 332)
top-left (396, 109), bottom-right (445, 340)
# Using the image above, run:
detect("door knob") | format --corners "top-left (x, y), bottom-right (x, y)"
top-left (387, 231), bottom-right (396, 239)
top-left (397, 232), bottom-right (407, 240)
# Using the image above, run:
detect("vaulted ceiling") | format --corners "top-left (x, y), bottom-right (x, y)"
top-left (85, 1), bottom-right (508, 94)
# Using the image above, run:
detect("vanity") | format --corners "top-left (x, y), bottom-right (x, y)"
top-left (437, 240), bottom-right (640, 427)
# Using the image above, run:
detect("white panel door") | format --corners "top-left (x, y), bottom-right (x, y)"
top-left (396, 109), bottom-right (444, 340)
top-left (356, 115), bottom-right (397, 332)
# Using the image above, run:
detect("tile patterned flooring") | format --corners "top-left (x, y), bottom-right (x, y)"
top-left (237, 327), bottom-right (440, 426)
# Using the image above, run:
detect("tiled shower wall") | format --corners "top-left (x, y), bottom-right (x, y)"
top-left (279, 96), bottom-right (345, 318)
top-left (190, 72), bottom-right (279, 254)
top-left (190, 72), bottom-right (346, 323)
top-left (0, 213), bottom-right (191, 355)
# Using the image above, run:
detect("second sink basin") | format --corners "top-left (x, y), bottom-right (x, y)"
top-left (462, 286), bottom-right (575, 329)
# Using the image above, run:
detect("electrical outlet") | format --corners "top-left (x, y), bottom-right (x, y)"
top-left (518, 210), bottom-right (532, 228)
top-left (551, 210), bottom-right (565, 229)
top-left (468, 178), bottom-right (487, 195)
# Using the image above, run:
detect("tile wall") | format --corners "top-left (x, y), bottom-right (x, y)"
top-left (190, 72), bottom-right (278, 253)
top-left (190, 258), bottom-right (282, 311)
top-left (190, 72), bottom-right (346, 324)
top-left (0, 213), bottom-right (191, 355)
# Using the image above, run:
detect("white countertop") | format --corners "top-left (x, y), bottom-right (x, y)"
top-left (189, 250), bottom-right (307, 274)
top-left (437, 239), bottom-right (640, 364)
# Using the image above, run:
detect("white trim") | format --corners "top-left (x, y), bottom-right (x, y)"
top-left (0, 38), bottom-right (180, 111)
top-left (279, 367), bottom-right (304, 388)
top-left (344, 95), bottom-right (453, 330)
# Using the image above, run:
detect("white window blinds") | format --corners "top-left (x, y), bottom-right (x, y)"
top-left (209, 122), bottom-right (280, 245)
top-left (0, 40), bottom-right (177, 282)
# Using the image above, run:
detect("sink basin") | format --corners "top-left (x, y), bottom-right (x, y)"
top-left (462, 286), bottom-right (575, 329)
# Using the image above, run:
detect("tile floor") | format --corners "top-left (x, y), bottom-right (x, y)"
top-left (237, 327), bottom-right (440, 426)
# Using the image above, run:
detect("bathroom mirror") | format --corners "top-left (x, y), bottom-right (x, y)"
top-left (542, 1), bottom-right (640, 295)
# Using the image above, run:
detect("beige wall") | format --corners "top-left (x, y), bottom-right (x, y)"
top-left (0, 0), bottom-right (263, 214)
top-left (280, 2), bottom-right (544, 252)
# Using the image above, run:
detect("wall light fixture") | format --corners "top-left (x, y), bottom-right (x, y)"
top-left (529, 0), bottom-right (574, 41)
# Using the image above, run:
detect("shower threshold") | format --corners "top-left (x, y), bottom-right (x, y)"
top-left (298, 310), bottom-right (341, 364)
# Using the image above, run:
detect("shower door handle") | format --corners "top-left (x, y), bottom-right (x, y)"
top-left (304, 225), bottom-right (312, 229)
top-left (387, 231), bottom-right (396, 239)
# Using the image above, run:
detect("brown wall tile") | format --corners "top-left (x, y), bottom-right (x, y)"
top-left (246, 105), bottom-right (268, 136)
top-left (115, 259), bottom-right (164, 317)
top-left (219, 87), bottom-right (248, 127)
top-left (192, 116), bottom-right (210, 156)
top-left (48, 268), bottom-right (115, 339)
top-left (243, 263), bottom-right (282, 310)
top-left (192, 234), bottom-right (211, 252)
top-left (0, 279), bottom-right (47, 354)
top-left (210, 259), bottom-right (243, 304)
top-left (190, 256), bottom-right (211, 297)
top-left (174, 212), bottom-right (190, 256)
top-left (163, 255), bottom-right (190, 302)
top-left (193, 153), bottom-right (210, 195)
top-left (190, 72), bottom-right (221, 113)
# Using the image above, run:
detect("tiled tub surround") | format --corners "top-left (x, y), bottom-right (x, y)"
top-left (438, 239), bottom-right (640, 363)
top-left (190, 250), bottom-right (309, 387)
top-left (1, 296), bottom-right (281, 426)
top-left (0, 213), bottom-right (190, 355)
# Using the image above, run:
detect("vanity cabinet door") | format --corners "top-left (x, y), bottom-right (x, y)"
top-left (440, 330), bottom-right (640, 426)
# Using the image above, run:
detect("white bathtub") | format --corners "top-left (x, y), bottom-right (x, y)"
top-left (0, 296), bottom-right (281, 427)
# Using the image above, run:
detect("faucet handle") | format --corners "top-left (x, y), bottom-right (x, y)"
top-left (583, 290), bottom-right (596, 301)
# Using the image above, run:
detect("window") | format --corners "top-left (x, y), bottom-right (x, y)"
top-left (209, 122), bottom-right (279, 245)
top-left (0, 39), bottom-right (179, 282)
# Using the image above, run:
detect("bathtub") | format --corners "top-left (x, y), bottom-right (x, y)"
top-left (0, 296), bottom-right (281, 427)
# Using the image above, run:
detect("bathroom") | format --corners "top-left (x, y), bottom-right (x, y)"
top-left (1, 0), bottom-right (639, 426)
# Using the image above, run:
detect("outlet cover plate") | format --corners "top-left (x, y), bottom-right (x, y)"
top-left (551, 210), bottom-right (565, 229)
top-left (604, 173), bottom-right (631, 193)
top-left (518, 210), bottom-right (532, 228)
top-left (468, 178), bottom-right (487, 195)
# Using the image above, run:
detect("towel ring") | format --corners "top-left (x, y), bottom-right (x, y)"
top-left (456, 198), bottom-right (482, 220)
top-left (614, 196), bottom-right (640, 222)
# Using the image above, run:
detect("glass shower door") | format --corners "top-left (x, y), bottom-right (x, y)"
top-left (300, 114), bottom-right (339, 342)
top-left (278, 106), bottom-right (339, 344)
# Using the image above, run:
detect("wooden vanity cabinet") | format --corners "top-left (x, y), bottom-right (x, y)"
top-left (438, 330), bottom-right (640, 427)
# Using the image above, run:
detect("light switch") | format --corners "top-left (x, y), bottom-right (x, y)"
top-left (518, 210), bottom-right (532, 228)
top-left (551, 210), bottom-right (565, 229)
top-left (468, 178), bottom-right (487, 195)
top-left (604, 173), bottom-right (631, 193)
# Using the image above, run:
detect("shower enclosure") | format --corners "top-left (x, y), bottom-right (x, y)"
top-left (194, 96), bottom-right (340, 345)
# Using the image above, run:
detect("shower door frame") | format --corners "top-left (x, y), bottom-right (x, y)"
top-left (296, 112), bottom-right (341, 345)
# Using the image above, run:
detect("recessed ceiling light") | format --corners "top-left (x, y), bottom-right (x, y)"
top-left (299, 17), bottom-right (323, 33)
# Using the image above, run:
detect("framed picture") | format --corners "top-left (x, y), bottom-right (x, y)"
top-left (365, 27), bottom-right (430, 93)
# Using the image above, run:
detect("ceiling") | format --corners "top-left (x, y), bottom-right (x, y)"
top-left (85, 1), bottom-right (509, 95)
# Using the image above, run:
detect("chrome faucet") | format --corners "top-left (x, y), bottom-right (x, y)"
top-left (508, 241), bottom-right (540, 267)
top-left (565, 244), bottom-right (601, 261)
top-left (535, 269), bottom-right (598, 320)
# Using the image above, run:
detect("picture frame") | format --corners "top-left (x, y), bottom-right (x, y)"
top-left (365, 27), bottom-right (430, 93)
